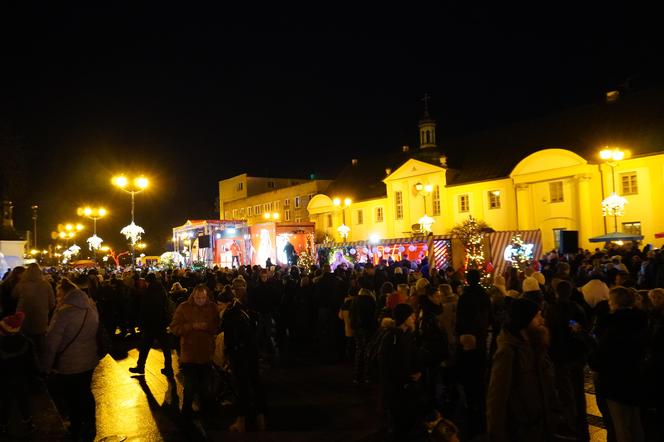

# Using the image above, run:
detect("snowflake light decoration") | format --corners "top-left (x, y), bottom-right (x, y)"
top-left (120, 222), bottom-right (145, 245)
top-left (86, 234), bottom-right (103, 251)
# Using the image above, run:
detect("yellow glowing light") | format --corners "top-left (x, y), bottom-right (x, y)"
top-left (600, 147), bottom-right (625, 162)
top-left (264, 213), bottom-right (271, 219)
top-left (30, 249), bottom-right (38, 255)
top-left (135, 177), bottom-right (149, 189)
top-left (65, 224), bottom-right (73, 231)
top-left (59, 232), bottom-right (66, 239)
top-left (415, 183), bottom-right (423, 191)
top-left (83, 207), bottom-right (92, 216)
top-left (491, 190), bottom-right (501, 196)
top-left (76, 223), bottom-right (84, 231)
top-left (418, 214), bottom-right (435, 233)
top-left (112, 175), bottom-right (128, 188)
top-left (98, 208), bottom-right (107, 217)
top-left (337, 224), bottom-right (350, 239)
top-left (344, 198), bottom-right (352, 206)
top-left (273, 212), bottom-right (280, 220)
top-left (100, 246), bottom-right (110, 252)
top-left (333, 198), bottom-right (341, 207)
top-left (41, 250), bottom-right (47, 254)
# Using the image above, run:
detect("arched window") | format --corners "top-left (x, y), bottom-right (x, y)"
top-left (426, 130), bottom-right (431, 144)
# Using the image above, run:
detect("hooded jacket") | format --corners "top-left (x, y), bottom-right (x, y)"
top-left (14, 279), bottom-right (55, 335)
top-left (42, 289), bottom-right (99, 374)
top-left (487, 329), bottom-right (557, 442)
top-left (169, 292), bottom-right (219, 364)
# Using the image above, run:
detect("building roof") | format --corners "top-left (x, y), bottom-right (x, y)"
top-left (444, 86), bottom-right (664, 185)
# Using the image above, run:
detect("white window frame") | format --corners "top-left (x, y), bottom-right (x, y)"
top-left (458, 194), bottom-right (469, 213)
top-left (549, 181), bottom-right (564, 203)
top-left (395, 191), bottom-right (403, 220)
top-left (284, 198), bottom-right (290, 207)
top-left (488, 190), bottom-right (501, 209)
top-left (620, 172), bottom-right (638, 195)
top-left (294, 196), bottom-right (301, 208)
top-left (432, 185), bottom-right (441, 216)
top-left (375, 206), bottom-right (384, 223)
top-left (284, 209), bottom-right (291, 221)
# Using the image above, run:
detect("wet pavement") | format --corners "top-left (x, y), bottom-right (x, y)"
top-left (93, 341), bottom-right (381, 442)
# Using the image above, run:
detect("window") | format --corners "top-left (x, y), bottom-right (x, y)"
top-left (488, 190), bottom-right (501, 209)
top-left (237, 182), bottom-right (244, 191)
top-left (240, 208), bottom-right (245, 218)
top-left (263, 203), bottom-right (269, 213)
top-left (254, 205), bottom-right (261, 215)
top-left (432, 185), bottom-right (441, 216)
top-left (357, 209), bottom-right (364, 225)
top-left (395, 191), bottom-right (403, 220)
top-left (549, 181), bottom-right (564, 203)
top-left (622, 221), bottom-right (641, 236)
top-left (375, 207), bottom-right (384, 223)
top-left (458, 194), bottom-right (470, 213)
top-left (294, 196), bottom-right (301, 208)
top-left (327, 214), bottom-right (333, 227)
top-left (274, 201), bottom-right (280, 211)
top-left (267, 181), bottom-right (275, 188)
top-left (284, 210), bottom-right (291, 221)
top-left (247, 206), bottom-right (253, 216)
top-left (224, 210), bottom-right (231, 219)
top-left (308, 193), bottom-right (315, 201)
top-left (284, 198), bottom-right (290, 207)
top-left (232, 209), bottom-right (237, 219)
top-left (294, 217), bottom-right (301, 223)
top-left (620, 172), bottom-right (638, 195)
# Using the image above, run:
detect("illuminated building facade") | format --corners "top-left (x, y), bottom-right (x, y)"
top-left (308, 88), bottom-right (664, 254)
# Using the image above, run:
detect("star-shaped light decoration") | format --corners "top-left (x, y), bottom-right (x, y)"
top-left (601, 192), bottom-right (627, 217)
top-left (418, 214), bottom-right (435, 234)
top-left (120, 222), bottom-right (145, 245)
top-left (86, 234), bottom-right (104, 251)
top-left (68, 244), bottom-right (81, 256)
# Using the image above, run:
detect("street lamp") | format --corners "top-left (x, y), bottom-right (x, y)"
top-left (333, 197), bottom-right (352, 241)
top-left (415, 182), bottom-right (435, 234)
top-left (112, 175), bottom-right (149, 269)
top-left (31, 205), bottom-right (38, 249)
top-left (599, 147), bottom-right (627, 233)
top-left (77, 206), bottom-right (107, 252)
top-left (263, 212), bottom-right (280, 220)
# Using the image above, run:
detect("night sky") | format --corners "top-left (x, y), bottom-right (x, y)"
top-left (1, 4), bottom-right (661, 254)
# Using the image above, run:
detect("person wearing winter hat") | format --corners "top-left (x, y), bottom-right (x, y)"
top-left (487, 298), bottom-right (556, 442)
top-left (379, 302), bottom-right (421, 440)
top-left (0, 311), bottom-right (37, 435)
top-left (521, 276), bottom-right (545, 308)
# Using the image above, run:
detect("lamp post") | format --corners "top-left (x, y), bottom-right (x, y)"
top-left (333, 197), bottom-right (352, 241)
top-left (415, 182), bottom-right (435, 234)
top-left (31, 205), bottom-right (38, 249)
top-left (599, 147), bottom-right (626, 233)
top-left (77, 206), bottom-right (107, 257)
top-left (112, 175), bottom-right (149, 269)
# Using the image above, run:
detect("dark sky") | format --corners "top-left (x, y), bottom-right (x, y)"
top-left (1, 4), bottom-right (661, 254)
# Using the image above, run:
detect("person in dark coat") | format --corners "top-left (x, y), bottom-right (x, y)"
top-left (487, 299), bottom-right (558, 442)
top-left (379, 303), bottom-right (422, 441)
top-left (350, 287), bottom-right (376, 383)
top-left (247, 269), bottom-right (280, 358)
top-left (0, 312), bottom-right (37, 435)
top-left (417, 286), bottom-right (449, 411)
top-left (645, 288), bottom-right (664, 441)
top-left (313, 265), bottom-right (343, 362)
top-left (591, 286), bottom-right (648, 442)
top-left (455, 269), bottom-right (492, 437)
top-left (129, 273), bottom-right (173, 376)
top-left (219, 286), bottom-right (266, 432)
top-left (544, 280), bottom-right (590, 441)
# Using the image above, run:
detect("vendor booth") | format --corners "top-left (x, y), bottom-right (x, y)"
top-left (248, 222), bottom-right (316, 267)
top-left (486, 230), bottom-right (543, 276)
top-left (173, 220), bottom-right (249, 268)
top-left (318, 235), bottom-right (453, 270)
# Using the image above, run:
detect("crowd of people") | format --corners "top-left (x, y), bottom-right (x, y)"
top-left (0, 242), bottom-right (663, 441)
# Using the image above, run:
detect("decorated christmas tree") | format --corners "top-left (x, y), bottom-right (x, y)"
top-left (508, 233), bottom-right (530, 271)
top-left (450, 215), bottom-right (493, 284)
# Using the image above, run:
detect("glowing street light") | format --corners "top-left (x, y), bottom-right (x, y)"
top-left (599, 147), bottom-right (627, 233)
top-left (415, 182), bottom-right (435, 234)
top-left (112, 174), bottom-right (149, 268)
top-left (332, 196), bottom-right (352, 241)
top-left (77, 206), bottom-right (108, 251)
top-left (263, 212), bottom-right (280, 220)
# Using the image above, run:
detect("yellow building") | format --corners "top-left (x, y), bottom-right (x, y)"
top-left (219, 174), bottom-right (332, 224)
top-left (308, 88), bottom-right (664, 254)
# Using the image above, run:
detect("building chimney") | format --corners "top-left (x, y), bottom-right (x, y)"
top-left (351, 159), bottom-right (358, 166)
top-left (402, 145), bottom-right (410, 153)
top-left (439, 155), bottom-right (447, 167)
top-left (385, 168), bottom-right (392, 175)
